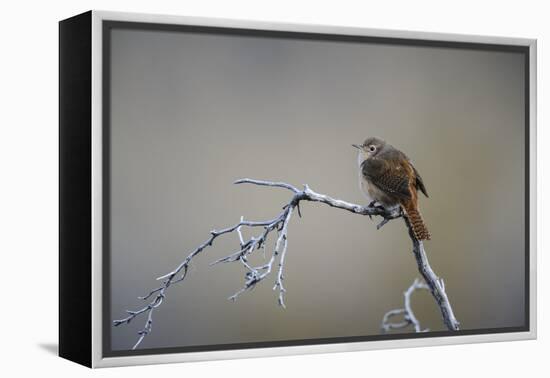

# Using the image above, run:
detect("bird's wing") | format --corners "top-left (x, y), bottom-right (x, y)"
top-left (411, 163), bottom-right (429, 198)
top-left (361, 158), bottom-right (412, 200)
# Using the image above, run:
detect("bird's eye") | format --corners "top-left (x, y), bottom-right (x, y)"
top-left (369, 145), bottom-right (376, 152)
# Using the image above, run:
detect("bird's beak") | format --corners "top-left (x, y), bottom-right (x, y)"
top-left (352, 144), bottom-right (361, 150)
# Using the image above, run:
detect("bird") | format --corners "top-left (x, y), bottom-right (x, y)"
top-left (352, 137), bottom-right (431, 240)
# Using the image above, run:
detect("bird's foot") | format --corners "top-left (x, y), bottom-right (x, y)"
top-left (367, 200), bottom-right (386, 211)
top-left (367, 200), bottom-right (378, 208)
top-left (366, 201), bottom-right (388, 220)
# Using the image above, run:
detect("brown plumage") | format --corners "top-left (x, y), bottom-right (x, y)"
top-left (354, 137), bottom-right (431, 240)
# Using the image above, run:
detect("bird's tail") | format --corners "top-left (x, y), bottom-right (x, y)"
top-left (401, 201), bottom-right (431, 241)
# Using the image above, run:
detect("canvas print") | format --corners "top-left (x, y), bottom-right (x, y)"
top-left (106, 23), bottom-right (527, 355)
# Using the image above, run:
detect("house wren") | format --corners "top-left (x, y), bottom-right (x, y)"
top-left (353, 137), bottom-right (431, 240)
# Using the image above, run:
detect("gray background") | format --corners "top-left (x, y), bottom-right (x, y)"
top-left (109, 28), bottom-right (526, 351)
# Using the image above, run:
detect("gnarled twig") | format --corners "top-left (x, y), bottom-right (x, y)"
top-left (113, 178), bottom-right (457, 349)
top-left (381, 278), bottom-right (430, 333)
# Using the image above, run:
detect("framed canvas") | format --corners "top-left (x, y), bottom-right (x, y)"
top-left (59, 10), bottom-right (537, 368)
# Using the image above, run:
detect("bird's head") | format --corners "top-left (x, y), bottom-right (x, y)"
top-left (352, 137), bottom-right (386, 162)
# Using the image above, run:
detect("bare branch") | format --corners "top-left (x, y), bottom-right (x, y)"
top-left (234, 178), bottom-right (300, 193)
top-left (381, 278), bottom-right (430, 333)
top-left (225, 205), bottom-right (294, 303)
top-left (404, 218), bottom-right (460, 331)
top-left (113, 178), bottom-right (457, 350)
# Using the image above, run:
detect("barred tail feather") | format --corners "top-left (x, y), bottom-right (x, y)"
top-left (402, 202), bottom-right (431, 241)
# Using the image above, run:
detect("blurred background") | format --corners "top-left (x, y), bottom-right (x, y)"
top-left (108, 27), bottom-right (526, 351)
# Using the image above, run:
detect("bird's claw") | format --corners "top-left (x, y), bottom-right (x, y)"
top-left (368, 200), bottom-right (386, 212)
